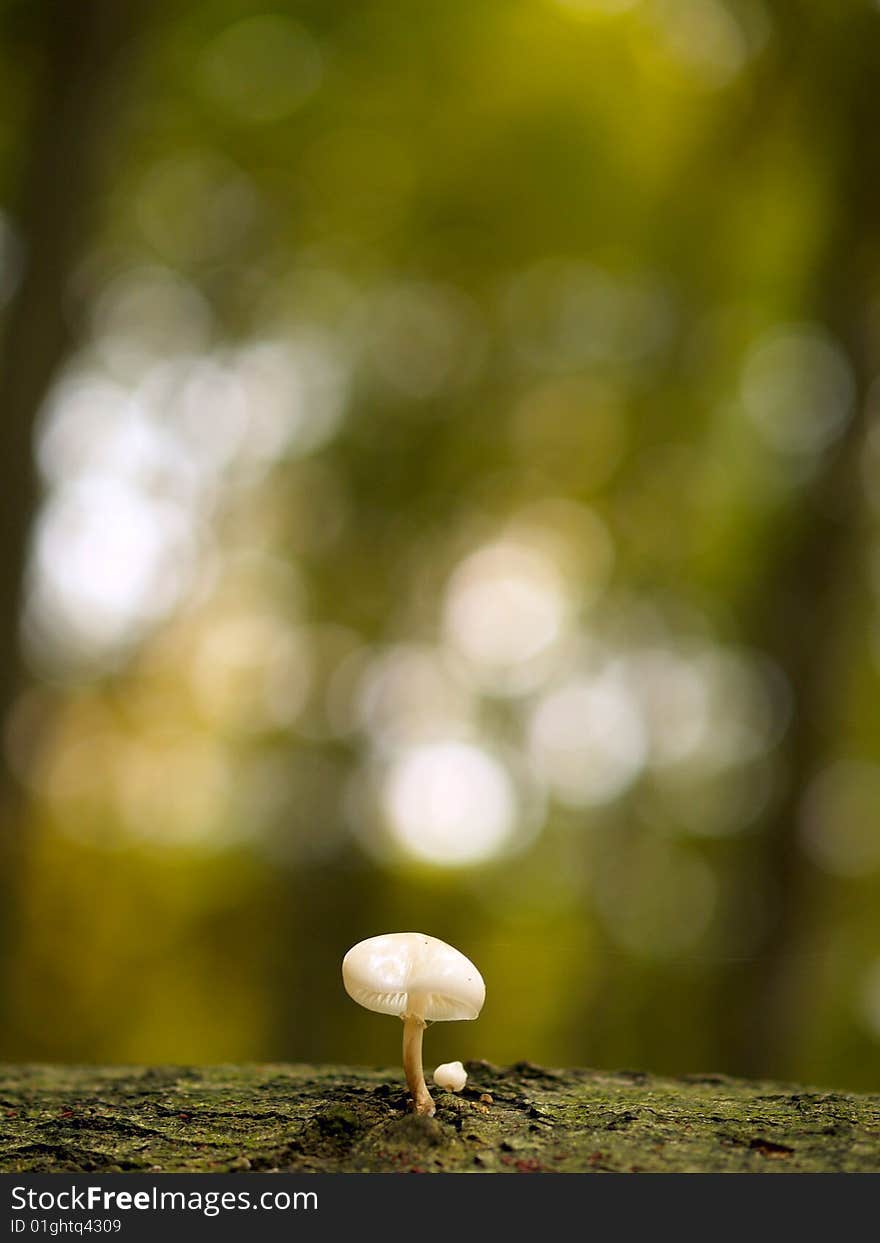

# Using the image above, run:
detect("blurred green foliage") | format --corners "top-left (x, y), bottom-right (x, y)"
top-left (1, 0), bottom-right (880, 1090)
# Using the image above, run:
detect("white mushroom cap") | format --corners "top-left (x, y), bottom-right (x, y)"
top-left (433, 1061), bottom-right (468, 1092)
top-left (342, 932), bottom-right (485, 1022)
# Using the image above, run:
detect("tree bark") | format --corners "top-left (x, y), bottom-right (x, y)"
top-left (0, 1063), bottom-right (877, 1173)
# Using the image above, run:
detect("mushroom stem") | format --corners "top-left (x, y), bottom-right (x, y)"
top-left (402, 1012), bottom-right (435, 1117)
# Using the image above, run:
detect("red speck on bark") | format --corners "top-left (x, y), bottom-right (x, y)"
top-left (514, 1158), bottom-right (546, 1173)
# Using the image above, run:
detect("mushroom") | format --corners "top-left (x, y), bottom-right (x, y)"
top-left (342, 932), bottom-right (485, 1117)
top-left (433, 1060), bottom-right (468, 1093)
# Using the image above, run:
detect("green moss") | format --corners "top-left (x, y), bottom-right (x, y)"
top-left (0, 1063), bottom-right (878, 1173)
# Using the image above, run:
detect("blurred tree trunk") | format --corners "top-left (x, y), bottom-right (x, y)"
top-left (0, 0), bottom-right (143, 1043)
top-left (725, 4), bottom-right (880, 1076)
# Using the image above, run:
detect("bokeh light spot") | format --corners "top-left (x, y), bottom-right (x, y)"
top-left (800, 761), bottom-right (880, 877)
top-left (91, 266), bottom-right (213, 381)
top-left (528, 666), bottom-right (647, 807)
top-left (357, 281), bottom-right (486, 401)
top-left (443, 540), bottom-right (573, 695)
top-left (647, 0), bottom-right (753, 90)
top-left (197, 15), bottom-right (323, 124)
top-left (189, 614), bottom-right (312, 734)
top-left (740, 324), bottom-right (855, 458)
top-left (383, 740), bottom-right (517, 866)
top-left (26, 478), bottom-right (198, 673)
top-left (353, 644), bottom-right (474, 751)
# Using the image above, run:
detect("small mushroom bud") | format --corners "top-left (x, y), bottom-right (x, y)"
top-left (433, 1061), bottom-right (467, 1092)
top-left (342, 932), bottom-right (485, 1117)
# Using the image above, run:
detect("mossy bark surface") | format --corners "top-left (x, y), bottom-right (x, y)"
top-left (1, 1063), bottom-right (878, 1173)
